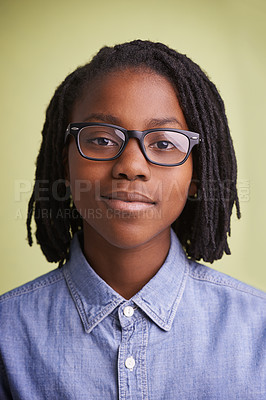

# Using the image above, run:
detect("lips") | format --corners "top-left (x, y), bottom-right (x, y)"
top-left (101, 191), bottom-right (155, 203)
top-left (101, 191), bottom-right (156, 212)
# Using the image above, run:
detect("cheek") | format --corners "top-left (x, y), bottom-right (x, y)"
top-left (159, 159), bottom-right (193, 218)
top-left (67, 146), bottom-right (102, 211)
top-left (166, 171), bottom-right (192, 199)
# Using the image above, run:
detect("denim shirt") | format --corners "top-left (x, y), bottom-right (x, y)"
top-left (0, 230), bottom-right (265, 400)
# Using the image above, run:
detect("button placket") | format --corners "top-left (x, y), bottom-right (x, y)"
top-left (119, 304), bottom-right (136, 371)
top-left (117, 305), bottom-right (148, 399)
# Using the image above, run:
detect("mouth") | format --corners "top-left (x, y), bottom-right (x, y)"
top-left (102, 191), bottom-right (155, 203)
top-left (101, 191), bottom-right (156, 212)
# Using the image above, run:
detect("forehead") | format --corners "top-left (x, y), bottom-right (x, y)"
top-left (70, 68), bottom-right (187, 130)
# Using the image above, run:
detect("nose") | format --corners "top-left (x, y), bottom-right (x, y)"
top-left (112, 138), bottom-right (151, 181)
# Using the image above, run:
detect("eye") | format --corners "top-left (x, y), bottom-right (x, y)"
top-left (89, 137), bottom-right (118, 146)
top-left (149, 140), bottom-right (175, 150)
top-left (145, 131), bottom-right (189, 153)
top-left (79, 127), bottom-right (123, 148)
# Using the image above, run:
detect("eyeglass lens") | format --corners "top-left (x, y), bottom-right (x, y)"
top-left (78, 126), bottom-right (189, 164)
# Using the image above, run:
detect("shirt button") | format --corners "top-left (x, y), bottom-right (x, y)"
top-left (123, 306), bottom-right (134, 317)
top-left (125, 356), bottom-right (135, 370)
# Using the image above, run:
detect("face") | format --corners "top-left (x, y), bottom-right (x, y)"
top-left (65, 68), bottom-right (194, 250)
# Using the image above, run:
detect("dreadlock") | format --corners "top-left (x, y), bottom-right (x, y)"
top-left (26, 39), bottom-right (241, 265)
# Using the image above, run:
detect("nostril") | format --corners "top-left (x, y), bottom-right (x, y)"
top-left (118, 173), bottom-right (128, 179)
top-left (117, 172), bottom-right (146, 181)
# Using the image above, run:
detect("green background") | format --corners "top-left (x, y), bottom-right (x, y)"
top-left (1, 0), bottom-right (265, 294)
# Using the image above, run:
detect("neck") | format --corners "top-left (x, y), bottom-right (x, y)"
top-left (82, 225), bottom-right (171, 300)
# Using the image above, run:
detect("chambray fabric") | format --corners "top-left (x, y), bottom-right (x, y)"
top-left (0, 230), bottom-right (265, 400)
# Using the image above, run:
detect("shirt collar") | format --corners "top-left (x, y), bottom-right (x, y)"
top-left (63, 229), bottom-right (189, 333)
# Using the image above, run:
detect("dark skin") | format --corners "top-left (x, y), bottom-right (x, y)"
top-left (65, 68), bottom-right (195, 299)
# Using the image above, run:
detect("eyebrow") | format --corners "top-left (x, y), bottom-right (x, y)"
top-left (147, 117), bottom-right (182, 128)
top-left (83, 113), bottom-right (183, 128)
top-left (83, 113), bottom-right (121, 125)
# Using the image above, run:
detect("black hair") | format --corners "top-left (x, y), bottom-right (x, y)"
top-left (26, 39), bottom-right (240, 265)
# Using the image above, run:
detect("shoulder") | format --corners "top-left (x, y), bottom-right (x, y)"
top-left (182, 260), bottom-right (266, 354)
top-left (0, 268), bottom-right (65, 310)
top-left (186, 259), bottom-right (266, 310)
top-left (0, 268), bottom-right (70, 346)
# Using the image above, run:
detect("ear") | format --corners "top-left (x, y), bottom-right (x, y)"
top-left (62, 147), bottom-right (70, 187)
top-left (188, 170), bottom-right (198, 198)
top-left (188, 180), bottom-right (197, 197)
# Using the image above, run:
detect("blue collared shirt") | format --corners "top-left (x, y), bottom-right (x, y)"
top-left (0, 230), bottom-right (265, 399)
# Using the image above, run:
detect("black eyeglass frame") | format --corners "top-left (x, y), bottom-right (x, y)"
top-left (64, 122), bottom-right (201, 167)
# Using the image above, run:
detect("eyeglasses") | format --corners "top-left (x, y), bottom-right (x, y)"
top-left (64, 122), bottom-right (200, 167)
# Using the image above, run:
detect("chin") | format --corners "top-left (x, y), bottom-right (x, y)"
top-left (84, 217), bottom-right (168, 251)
